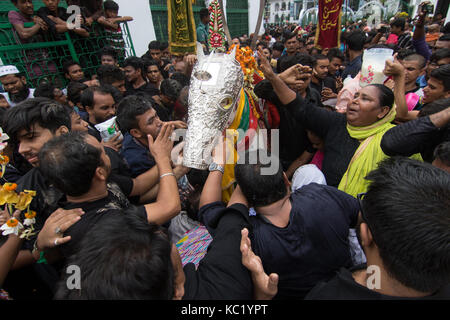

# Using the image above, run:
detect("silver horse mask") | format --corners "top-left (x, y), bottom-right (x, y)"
top-left (182, 43), bottom-right (244, 169)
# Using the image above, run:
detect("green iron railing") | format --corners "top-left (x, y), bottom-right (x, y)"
top-left (0, 0), bottom-right (135, 88)
top-left (149, 0), bottom-right (248, 42)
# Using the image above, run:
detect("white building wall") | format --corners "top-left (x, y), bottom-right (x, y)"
top-left (249, 0), bottom-right (266, 36)
top-left (115, 0), bottom-right (157, 57)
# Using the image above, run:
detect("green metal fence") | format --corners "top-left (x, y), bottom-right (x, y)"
top-left (0, 0), bottom-right (135, 88)
top-left (149, 0), bottom-right (249, 42)
top-left (226, 0), bottom-right (248, 39)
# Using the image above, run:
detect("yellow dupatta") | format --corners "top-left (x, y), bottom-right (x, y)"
top-left (338, 108), bottom-right (422, 197)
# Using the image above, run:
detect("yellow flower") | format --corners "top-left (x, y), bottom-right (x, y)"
top-left (23, 211), bottom-right (36, 227)
top-left (3, 183), bottom-right (17, 192)
top-left (0, 183), bottom-right (20, 205)
top-left (25, 211), bottom-right (36, 219)
top-left (15, 192), bottom-right (34, 211)
top-left (6, 218), bottom-right (18, 228)
top-left (0, 155), bottom-right (9, 165)
top-left (24, 190), bottom-right (36, 197)
top-left (1, 217), bottom-right (23, 236)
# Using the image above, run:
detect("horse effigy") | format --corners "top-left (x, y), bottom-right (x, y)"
top-left (181, 0), bottom-right (272, 201)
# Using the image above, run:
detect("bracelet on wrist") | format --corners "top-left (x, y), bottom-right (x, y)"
top-left (160, 172), bottom-right (175, 179)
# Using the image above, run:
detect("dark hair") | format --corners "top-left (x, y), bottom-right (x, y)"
top-left (67, 81), bottom-right (88, 105)
top-left (100, 46), bottom-right (118, 62)
top-left (81, 86), bottom-right (115, 109)
top-left (3, 98), bottom-right (71, 143)
top-left (148, 40), bottom-right (161, 51)
top-left (312, 54), bottom-right (328, 67)
top-left (116, 95), bottom-right (153, 133)
top-left (199, 8), bottom-right (209, 20)
top-left (346, 31), bottom-right (366, 51)
top-left (433, 142), bottom-right (450, 166)
top-left (272, 42), bottom-right (285, 53)
top-left (327, 47), bottom-right (345, 62)
top-left (402, 53), bottom-right (427, 69)
top-left (34, 82), bottom-right (57, 100)
top-left (234, 150), bottom-right (287, 207)
top-left (160, 79), bottom-right (182, 101)
top-left (160, 41), bottom-right (169, 51)
top-left (362, 157), bottom-right (450, 293)
top-left (144, 59), bottom-right (160, 70)
top-left (438, 34), bottom-right (450, 41)
top-left (396, 48), bottom-right (416, 60)
top-left (430, 65), bottom-right (450, 92)
top-left (279, 55), bottom-right (299, 73)
top-left (170, 72), bottom-right (190, 87)
top-left (369, 84), bottom-right (395, 109)
top-left (123, 56), bottom-right (145, 76)
top-left (54, 206), bottom-right (173, 300)
top-left (296, 53), bottom-right (315, 69)
top-left (418, 98), bottom-right (450, 117)
top-left (390, 18), bottom-right (406, 31)
top-left (430, 48), bottom-right (450, 63)
top-left (38, 131), bottom-right (103, 197)
top-left (96, 65), bottom-right (125, 85)
top-left (283, 32), bottom-right (298, 43)
top-left (62, 60), bottom-right (81, 75)
top-left (103, 0), bottom-right (119, 11)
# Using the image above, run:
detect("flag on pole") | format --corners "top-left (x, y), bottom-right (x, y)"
top-left (208, 0), bottom-right (227, 52)
top-left (315, 0), bottom-right (344, 49)
top-left (168, 0), bottom-right (197, 55)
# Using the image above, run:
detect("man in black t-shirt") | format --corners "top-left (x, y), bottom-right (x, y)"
top-left (243, 158), bottom-right (450, 300)
top-left (310, 54), bottom-right (337, 97)
top-left (3, 98), bottom-right (72, 245)
top-left (198, 150), bottom-right (360, 299)
top-left (123, 57), bottom-right (160, 99)
top-left (38, 129), bottom-right (180, 260)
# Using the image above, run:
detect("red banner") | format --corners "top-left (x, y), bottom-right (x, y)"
top-left (315, 0), bottom-right (343, 49)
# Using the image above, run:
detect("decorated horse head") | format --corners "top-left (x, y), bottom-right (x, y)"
top-left (183, 43), bottom-right (267, 200)
top-left (182, 43), bottom-right (244, 170)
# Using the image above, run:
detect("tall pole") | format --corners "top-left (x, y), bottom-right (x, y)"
top-left (218, 0), bottom-right (233, 47)
top-left (251, 0), bottom-right (266, 50)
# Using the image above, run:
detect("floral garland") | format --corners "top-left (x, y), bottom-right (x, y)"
top-left (227, 44), bottom-right (263, 87)
top-left (0, 127), bottom-right (37, 240)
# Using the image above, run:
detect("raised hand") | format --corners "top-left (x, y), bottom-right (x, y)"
top-left (36, 208), bottom-right (85, 250)
top-left (383, 54), bottom-right (404, 78)
top-left (148, 122), bottom-right (175, 162)
top-left (257, 48), bottom-right (276, 79)
top-left (102, 132), bottom-right (123, 152)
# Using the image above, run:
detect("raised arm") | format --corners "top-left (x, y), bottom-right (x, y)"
top-left (0, 210), bottom-right (22, 286)
top-left (383, 56), bottom-right (419, 122)
top-left (257, 48), bottom-right (298, 105)
top-left (412, 3), bottom-right (432, 61)
top-left (381, 107), bottom-right (450, 157)
top-left (143, 123), bottom-right (181, 225)
top-left (199, 137), bottom-right (228, 208)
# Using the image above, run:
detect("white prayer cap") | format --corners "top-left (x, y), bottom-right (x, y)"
top-left (0, 65), bottom-right (20, 77)
top-left (291, 164), bottom-right (327, 192)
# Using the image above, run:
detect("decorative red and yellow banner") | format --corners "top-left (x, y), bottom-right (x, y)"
top-left (315, 0), bottom-right (343, 49)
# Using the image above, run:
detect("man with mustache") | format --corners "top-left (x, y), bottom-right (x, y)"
top-left (0, 65), bottom-right (35, 107)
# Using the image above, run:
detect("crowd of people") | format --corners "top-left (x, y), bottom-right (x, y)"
top-left (0, 1), bottom-right (449, 301)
